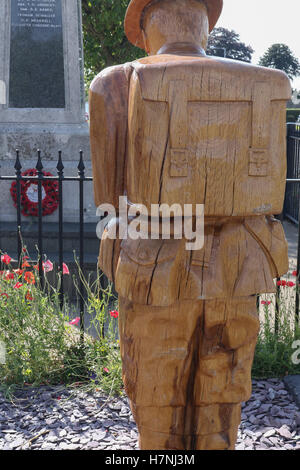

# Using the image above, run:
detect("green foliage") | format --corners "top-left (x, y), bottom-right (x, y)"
top-left (206, 27), bottom-right (254, 62)
top-left (82, 0), bottom-right (144, 92)
top-left (259, 44), bottom-right (300, 80)
top-left (252, 285), bottom-right (300, 379)
top-left (0, 277), bottom-right (67, 386)
top-left (287, 109), bottom-right (300, 123)
top-left (0, 251), bottom-right (122, 396)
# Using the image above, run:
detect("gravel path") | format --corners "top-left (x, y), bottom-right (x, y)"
top-left (0, 378), bottom-right (299, 451)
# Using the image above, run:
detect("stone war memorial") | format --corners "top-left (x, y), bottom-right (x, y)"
top-left (0, 0), bottom-right (94, 229)
top-left (90, 0), bottom-right (292, 450)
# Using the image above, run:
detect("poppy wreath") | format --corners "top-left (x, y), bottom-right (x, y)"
top-left (10, 169), bottom-right (59, 217)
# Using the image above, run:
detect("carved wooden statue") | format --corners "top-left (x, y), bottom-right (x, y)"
top-left (89, 0), bottom-right (291, 450)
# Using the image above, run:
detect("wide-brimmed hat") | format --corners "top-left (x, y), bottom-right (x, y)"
top-left (124, 0), bottom-right (223, 49)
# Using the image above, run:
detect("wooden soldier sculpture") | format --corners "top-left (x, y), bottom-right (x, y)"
top-left (89, 0), bottom-right (291, 450)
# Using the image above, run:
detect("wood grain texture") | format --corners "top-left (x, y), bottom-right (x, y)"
top-left (119, 296), bottom-right (259, 450)
top-left (124, 0), bottom-right (222, 50)
top-left (114, 217), bottom-right (288, 306)
top-left (89, 0), bottom-right (291, 450)
top-left (126, 56), bottom-right (290, 216)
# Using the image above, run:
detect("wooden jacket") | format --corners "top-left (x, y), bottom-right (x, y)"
top-left (89, 54), bottom-right (291, 305)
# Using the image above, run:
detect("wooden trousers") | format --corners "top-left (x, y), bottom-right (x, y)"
top-left (118, 296), bottom-right (260, 450)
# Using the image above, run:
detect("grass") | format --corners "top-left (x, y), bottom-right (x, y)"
top-left (0, 248), bottom-right (123, 398)
top-left (252, 277), bottom-right (300, 378)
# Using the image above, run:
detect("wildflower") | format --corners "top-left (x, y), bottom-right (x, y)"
top-left (43, 260), bottom-right (53, 272)
top-left (292, 270), bottom-right (298, 277)
top-left (277, 280), bottom-right (287, 287)
top-left (24, 271), bottom-right (35, 284)
top-left (14, 282), bottom-right (23, 289)
top-left (103, 367), bottom-right (109, 373)
top-left (110, 310), bottom-right (119, 318)
top-left (14, 269), bottom-right (23, 276)
top-left (261, 300), bottom-right (271, 306)
top-left (1, 254), bottom-right (11, 265)
top-left (287, 281), bottom-right (295, 287)
top-left (69, 317), bottom-right (80, 326)
top-left (5, 271), bottom-right (14, 280)
top-left (62, 263), bottom-right (70, 275)
top-left (22, 261), bottom-right (31, 268)
top-left (26, 291), bottom-right (33, 301)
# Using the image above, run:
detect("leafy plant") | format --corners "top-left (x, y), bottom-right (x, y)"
top-left (0, 249), bottom-right (122, 396)
top-left (253, 276), bottom-right (300, 378)
top-left (82, 0), bottom-right (144, 93)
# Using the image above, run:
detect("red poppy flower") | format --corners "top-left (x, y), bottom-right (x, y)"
top-left (292, 270), bottom-right (298, 277)
top-left (43, 260), bottom-right (53, 273)
top-left (261, 300), bottom-right (271, 306)
top-left (24, 271), bottom-right (35, 285)
top-left (110, 310), bottom-right (119, 318)
top-left (22, 261), bottom-right (31, 268)
top-left (277, 280), bottom-right (287, 287)
top-left (5, 271), bottom-right (14, 280)
top-left (1, 293), bottom-right (9, 299)
top-left (287, 281), bottom-right (295, 287)
top-left (14, 269), bottom-right (23, 276)
top-left (26, 291), bottom-right (33, 301)
top-left (14, 282), bottom-right (23, 289)
top-left (1, 254), bottom-right (11, 265)
top-left (69, 317), bottom-right (80, 326)
top-left (62, 263), bottom-right (70, 275)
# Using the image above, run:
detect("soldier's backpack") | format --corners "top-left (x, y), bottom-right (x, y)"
top-left (126, 56), bottom-right (291, 217)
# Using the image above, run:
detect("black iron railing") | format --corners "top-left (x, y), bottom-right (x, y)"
top-left (283, 123), bottom-right (300, 328)
top-left (284, 123), bottom-right (300, 224)
top-left (0, 149), bottom-right (92, 335)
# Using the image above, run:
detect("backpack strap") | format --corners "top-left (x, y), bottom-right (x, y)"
top-left (248, 82), bottom-right (271, 177)
top-left (169, 80), bottom-right (188, 177)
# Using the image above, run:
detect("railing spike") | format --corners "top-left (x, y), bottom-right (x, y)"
top-left (14, 149), bottom-right (22, 172)
top-left (57, 150), bottom-right (64, 173)
top-left (78, 150), bottom-right (85, 175)
top-left (36, 149), bottom-right (43, 172)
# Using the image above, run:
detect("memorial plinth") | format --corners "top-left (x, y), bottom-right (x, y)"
top-left (0, 0), bottom-right (94, 224)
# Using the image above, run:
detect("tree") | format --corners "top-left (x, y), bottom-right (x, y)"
top-left (259, 44), bottom-right (300, 80)
top-left (82, 0), bottom-right (143, 92)
top-left (291, 89), bottom-right (300, 105)
top-left (206, 27), bottom-right (254, 62)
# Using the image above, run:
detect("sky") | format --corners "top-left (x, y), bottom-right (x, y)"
top-left (217, 0), bottom-right (300, 89)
